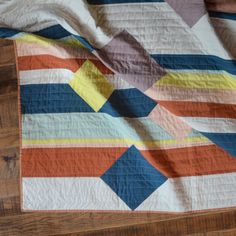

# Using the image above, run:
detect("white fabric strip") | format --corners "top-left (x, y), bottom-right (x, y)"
top-left (22, 173), bottom-right (236, 212)
top-left (182, 117), bottom-right (236, 133)
top-left (137, 172), bottom-right (236, 212)
top-left (90, 3), bottom-right (205, 55)
top-left (22, 177), bottom-right (130, 211)
top-left (20, 69), bottom-right (74, 85)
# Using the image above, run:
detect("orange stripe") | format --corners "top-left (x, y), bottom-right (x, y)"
top-left (21, 147), bottom-right (126, 177)
top-left (18, 55), bottom-right (113, 74)
top-left (21, 145), bottom-right (236, 177)
top-left (159, 101), bottom-right (236, 119)
top-left (141, 145), bottom-right (236, 177)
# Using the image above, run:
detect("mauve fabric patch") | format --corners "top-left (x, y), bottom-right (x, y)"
top-left (166, 0), bottom-right (206, 27)
top-left (95, 30), bottom-right (166, 92)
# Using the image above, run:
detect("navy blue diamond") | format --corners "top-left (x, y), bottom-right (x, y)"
top-left (101, 145), bottom-right (167, 210)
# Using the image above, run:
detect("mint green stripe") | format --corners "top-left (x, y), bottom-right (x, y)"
top-left (22, 113), bottom-right (173, 141)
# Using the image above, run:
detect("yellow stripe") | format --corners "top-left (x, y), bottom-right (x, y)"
top-left (22, 137), bottom-right (208, 148)
top-left (156, 72), bottom-right (236, 90)
top-left (64, 38), bottom-right (86, 48)
top-left (15, 33), bottom-right (85, 48)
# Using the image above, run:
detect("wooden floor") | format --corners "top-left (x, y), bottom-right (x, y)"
top-left (0, 35), bottom-right (236, 235)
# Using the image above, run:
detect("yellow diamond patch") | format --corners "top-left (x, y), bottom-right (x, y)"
top-left (69, 60), bottom-right (114, 112)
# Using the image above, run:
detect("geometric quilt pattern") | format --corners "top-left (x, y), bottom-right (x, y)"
top-left (0, 0), bottom-right (235, 212)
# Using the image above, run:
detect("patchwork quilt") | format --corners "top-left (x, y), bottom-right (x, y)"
top-left (0, 0), bottom-right (236, 212)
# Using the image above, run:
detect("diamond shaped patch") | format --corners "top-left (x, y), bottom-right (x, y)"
top-left (101, 145), bottom-right (167, 210)
top-left (69, 60), bottom-right (114, 112)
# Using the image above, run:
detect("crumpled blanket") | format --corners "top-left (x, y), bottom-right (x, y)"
top-left (0, 0), bottom-right (236, 212)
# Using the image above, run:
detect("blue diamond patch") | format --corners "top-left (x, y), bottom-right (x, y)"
top-left (101, 145), bottom-right (167, 210)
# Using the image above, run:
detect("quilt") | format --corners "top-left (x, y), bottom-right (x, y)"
top-left (0, 0), bottom-right (236, 212)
